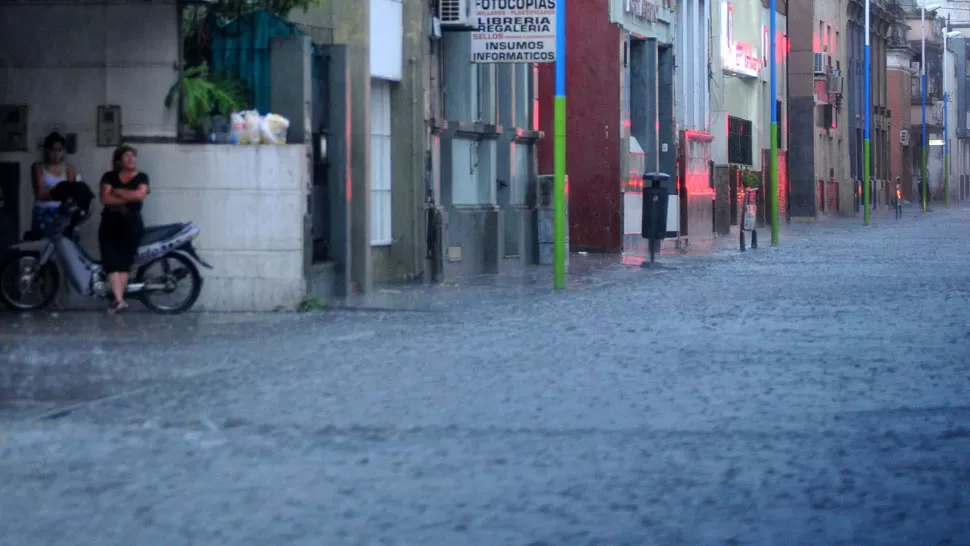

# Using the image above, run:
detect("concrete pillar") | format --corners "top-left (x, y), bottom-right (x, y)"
top-left (386, 0), bottom-right (429, 281)
top-left (658, 44), bottom-right (676, 180)
top-left (307, 1), bottom-right (371, 293)
top-left (630, 38), bottom-right (658, 172)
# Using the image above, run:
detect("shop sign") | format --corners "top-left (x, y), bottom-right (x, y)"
top-left (471, 0), bottom-right (557, 63)
top-left (720, 1), bottom-right (761, 78)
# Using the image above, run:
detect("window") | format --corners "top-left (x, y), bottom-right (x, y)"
top-left (477, 64), bottom-right (497, 123)
top-left (371, 79), bottom-right (392, 245)
top-left (513, 63), bottom-right (531, 129)
top-left (512, 141), bottom-right (530, 205)
top-left (728, 116), bottom-right (753, 165)
top-left (452, 139), bottom-right (497, 205)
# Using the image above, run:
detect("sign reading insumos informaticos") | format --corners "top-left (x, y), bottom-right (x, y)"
top-left (471, 0), bottom-right (557, 63)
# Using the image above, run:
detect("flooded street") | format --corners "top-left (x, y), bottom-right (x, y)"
top-left (2, 208), bottom-right (969, 545)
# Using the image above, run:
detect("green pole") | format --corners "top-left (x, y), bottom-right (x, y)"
top-left (554, 97), bottom-right (566, 289)
top-left (769, 0), bottom-right (779, 245)
top-left (945, 151), bottom-right (950, 208)
top-left (863, 141), bottom-right (870, 224)
top-left (553, 0), bottom-right (566, 289)
top-left (945, 90), bottom-right (950, 208)
top-left (922, 147), bottom-right (928, 212)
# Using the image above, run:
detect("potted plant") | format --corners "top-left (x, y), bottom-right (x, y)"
top-left (741, 169), bottom-right (761, 190)
top-left (165, 63), bottom-right (249, 138)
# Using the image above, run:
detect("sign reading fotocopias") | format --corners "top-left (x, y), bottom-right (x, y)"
top-left (471, 0), bottom-right (557, 63)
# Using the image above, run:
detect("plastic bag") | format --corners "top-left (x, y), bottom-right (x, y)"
top-left (229, 112), bottom-right (246, 144)
top-left (260, 113), bottom-right (290, 144)
top-left (243, 110), bottom-right (262, 145)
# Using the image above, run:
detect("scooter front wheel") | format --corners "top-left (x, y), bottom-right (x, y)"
top-left (0, 251), bottom-right (60, 312)
top-left (136, 252), bottom-right (203, 314)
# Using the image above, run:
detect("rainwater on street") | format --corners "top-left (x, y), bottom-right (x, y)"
top-left (2, 207), bottom-right (969, 545)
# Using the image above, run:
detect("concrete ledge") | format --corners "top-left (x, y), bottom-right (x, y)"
top-left (196, 277), bottom-right (304, 311)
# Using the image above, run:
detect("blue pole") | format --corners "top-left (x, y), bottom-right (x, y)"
top-left (553, 0), bottom-right (566, 289)
top-left (769, 0), bottom-right (779, 244)
top-left (921, 8), bottom-right (928, 213)
top-left (863, 0), bottom-right (870, 225)
top-left (945, 89), bottom-right (950, 207)
top-left (922, 72), bottom-right (928, 212)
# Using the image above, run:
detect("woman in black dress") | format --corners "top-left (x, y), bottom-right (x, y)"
top-left (99, 145), bottom-right (149, 312)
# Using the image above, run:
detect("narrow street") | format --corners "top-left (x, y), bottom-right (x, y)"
top-left (2, 207), bottom-right (969, 545)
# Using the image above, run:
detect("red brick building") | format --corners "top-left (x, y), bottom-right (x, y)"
top-left (887, 47), bottom-right (915, 201)
top-left (536, 1), bottom-right (620, 251)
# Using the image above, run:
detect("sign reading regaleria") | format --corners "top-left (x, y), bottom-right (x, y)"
top-left (720, 1), bottom-right (761, 78)
top-left (471, 0), bottom-right (557, 63)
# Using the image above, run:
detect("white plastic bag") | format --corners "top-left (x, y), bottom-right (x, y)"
top-left (242, 110), bottom-right (262, 145)
top-left (229, 112), bottom-right (246, 144)
top-left (260, 113), bottom-right (290, 144)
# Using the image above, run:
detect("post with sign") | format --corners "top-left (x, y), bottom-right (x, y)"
top-left (469, 0), bottom-right (562, 287)
top-left (769, 0), bottom-right (779, 245)
top-left (553, 0), bottom-right (565, 290)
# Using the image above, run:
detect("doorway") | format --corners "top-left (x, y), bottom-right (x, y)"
top-left (0, 163), bottom-right (19, 257)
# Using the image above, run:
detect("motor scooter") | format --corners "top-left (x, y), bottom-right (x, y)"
top-left (0, 180), bottom-right (212, 314)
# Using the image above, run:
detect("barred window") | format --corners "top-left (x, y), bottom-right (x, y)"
top-left (728, 116), bottom-right (753, 166)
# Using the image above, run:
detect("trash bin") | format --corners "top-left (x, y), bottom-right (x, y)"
top-left (641, 172), bottom-right (671, 242)
top-left (641, 172), bottom-right (671, 265)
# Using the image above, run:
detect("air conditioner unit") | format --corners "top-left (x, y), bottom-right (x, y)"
top-left (900, 129), bottom-right (910, 146)
top-left (439, 0), bottom-right (476, 30)
top-left (827, 75), bottom-right (844, 95)
top-left (813, 52), bottom-right (826, 75)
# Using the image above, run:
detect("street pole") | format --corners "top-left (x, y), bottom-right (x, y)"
top-left (769, 0), bottom-right (779, 244)
top-left (863, 0), bottom-right (871, 225)
top-left (944, 27), bottom-right (952, 209)
top-left (553, 0), bottom-right (566, 289)
top-left (921, 6), bottom-right (928, 213)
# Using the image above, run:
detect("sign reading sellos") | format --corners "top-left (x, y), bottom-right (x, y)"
top-left (471, 0), bottom-right (557, 63)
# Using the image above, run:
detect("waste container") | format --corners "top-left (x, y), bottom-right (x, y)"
top-left (641, 172), bottom-right (671, 265)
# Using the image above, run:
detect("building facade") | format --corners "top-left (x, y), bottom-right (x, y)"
top-left (906, 10), bottom-right (945, 200)
top-left (953, 37), bottom-right (970, 200)
top-left (293, 0), bottom-right (429, 292)
top-left (712, 0), bottom-right (789, 233)
top-left (675, 0), bottom-right (716, 245)
top-left (887, 32), bottom-right (917, 201)
top-left (847, 0), bottom-right (893, 210)
top-left (0, 0), bottom-right (333, 310)
top-left (537, 1), bottom-right (621, 252)
top-left (611, 0), bottom-right (678, 260)
top-left (435, 4), bottom-right (543, 278)
top-left (789, 0), bottom-right (850, 218)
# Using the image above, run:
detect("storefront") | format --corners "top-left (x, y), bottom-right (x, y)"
top-left (711, 0), bottom-right (788, 232)
top-left (611, 0), bottom-right (679, 261)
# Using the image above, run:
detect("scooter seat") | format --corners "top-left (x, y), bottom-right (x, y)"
top-left (141, 223), bottom-right (186, 246)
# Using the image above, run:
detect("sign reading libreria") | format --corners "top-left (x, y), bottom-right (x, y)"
top-left (471, 0), bottom-right (557, 63)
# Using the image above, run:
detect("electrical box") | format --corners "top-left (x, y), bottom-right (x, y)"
top-left (97, 105), bottom-right (122, 147)
top-left (0, 105), bottom-right (28, 151)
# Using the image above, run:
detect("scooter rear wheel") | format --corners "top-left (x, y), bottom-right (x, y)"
top-left (136, 252), bottom-right (202, 315)
top-left (0, 251), bottom-right (60, 312)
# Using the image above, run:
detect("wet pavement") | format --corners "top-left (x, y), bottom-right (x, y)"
top-left (2, 205), bottom-right (970, 545)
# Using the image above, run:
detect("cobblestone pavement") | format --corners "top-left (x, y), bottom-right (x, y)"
top-left (1, 206), bottom-right (969, 545)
